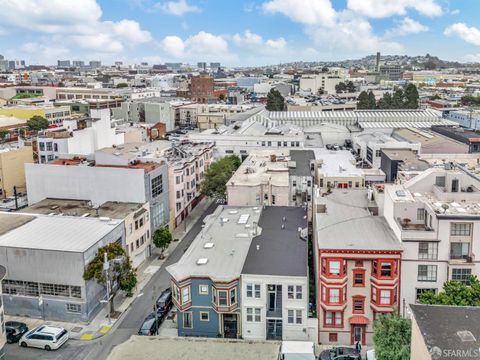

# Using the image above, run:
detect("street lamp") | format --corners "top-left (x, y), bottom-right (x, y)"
top-left (102, 252), bottom-right (111, 325)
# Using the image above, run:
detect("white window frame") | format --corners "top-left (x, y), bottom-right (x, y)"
top-left (199, 284), bottom-right (209, 295)
top-left (246, 284), bottom-right (253, 298)
top-left (199, 311), bottom-right (210, 321)
top-left (183, 311), bottom-right (193, 328)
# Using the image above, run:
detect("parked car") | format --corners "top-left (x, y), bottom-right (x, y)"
top-left (19, 325), bottom-right (68, 350)
top-left (156, 288), bottom-right (172, 315)
top-left (5, 321), bottom-right (28, 343)
top-left (319, 347), bottom-right (361, 360)
top-left (138, 312), bottom-right (164, 336)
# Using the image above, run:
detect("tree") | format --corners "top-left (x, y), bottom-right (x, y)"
top-left (335, 82), bottom-right (347, 94)
top-left (346, 81), bottom-right (356, 93)
top-left (404, 83), bottom-right (419, 109)
top-left (200, 155), bottom-right (241, 200)
top-left (27, 115), bottom-right (49, 131)
top-left (115, 82), bottom-right (128, 88)
top-left (391, 88), bottom-right (404, 109)
top-left (373, 313), bottom-right (411, 360)
top-left (367, 91), bottom-right (376, 109)
top-left (357, 91), bottom-right (370, 109)
top-left (378, 92), bottom-right (392, 109)
top-left (419, 276), bottom-right (480, 306)
top-left (0, 129), bottom-right (9, 142)
top-left (153, 227), bottom-right (172, 253)
top-left (83, 243), bottom-right (137, 313)
top-left (266, 88), bottom-right (285, 111)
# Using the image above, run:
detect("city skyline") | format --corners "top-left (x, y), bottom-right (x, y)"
top-left (0, 0), bottom-right (480, 66)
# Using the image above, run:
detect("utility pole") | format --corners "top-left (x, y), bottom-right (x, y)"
top-left (103, 252), bottom-right (111, 325)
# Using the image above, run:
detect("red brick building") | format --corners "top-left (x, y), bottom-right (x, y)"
top-left (190, 75), bottom-right (214, 103)
top-left (313, 190), bottom-right (402, 346)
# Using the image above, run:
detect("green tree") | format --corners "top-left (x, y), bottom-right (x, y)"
top-left (153, 227), bottom-right (172, 253)
top-left (83, 243), bottom-right (137, 312)
top-left (378, 92), bottom-right (393, 109)
top-left (266, 88), bottom-right (285, 111)
top-left (419, 276), bottom-right (480, 306)
top-left (461, 95), bottom-right (480, 106)
top-left (0, 129), bottom-right (9, 142)
top-left (404, 83), bottom-right (419, 109)
top-left (27, 115), bottom-right (49, 131)
top-left (357, 91), bottom-right (370, 109)
top-left (346, 81), bottom-right (356, 93)
top-left (200, 155), bottom-right (241, 200)
top-left (391, 88), bottom-right (405, 109)
top-left (367, 91), bottom-right (377, 109)
top-left (115, 82), bottom-right (128, 88)
top-left (335, 82), bottom-right (347, 94)
top-left (373, 313), bottom-right (411, 360)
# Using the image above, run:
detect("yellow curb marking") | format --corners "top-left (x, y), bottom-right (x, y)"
top-left (100, 326), bottom-right (110, 334)
top-left (81, 333), bottom-right (94, 340)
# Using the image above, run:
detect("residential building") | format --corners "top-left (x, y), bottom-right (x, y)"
top-left (36, 109), bottom-right (125, 162)
top-left (313, 190), bottom-right (402, 346)
top-left (241, 207), bottom-right (309, 341)
top-left (0, 104), bottom-right (71, 126)
top-left (227, 150), bottom-right (315, 209)
top-left (383, 166), bottom-right (480, 311)
top-left (167, 206), bottom-right (261, 338)
top-left (197, 112), bottom-right (225, 130)
top-left (410, 305), bottom-right (480, 360)
top-left (166, 205), bottom-right (310, 341)
top-left (0, 144), bottom-right (33, 198)
top-left (0, 212), bottom-right (125, 322)
top-left (21, 199), bottom-right (151, 268)
top-left (190, 75), bottom-right (214, 103)
top-left (25, 157), bottom-right (169, 230)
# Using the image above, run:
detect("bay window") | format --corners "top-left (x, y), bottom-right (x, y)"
top-left (218, 291), bottom-right (228, 306)
top-left (182, 286), bottom-right (191, 304)
top-left (324, 311), bottom-right (343, 327)
top-left (329, 289), bottom-right (340, 303)
top-left (379, 290), bottom-right (391, 305)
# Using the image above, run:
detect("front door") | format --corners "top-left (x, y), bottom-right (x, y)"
top-left (351, 325), bottom-right (365, 345)
top-left (223, 314), bottom-right (238, 339)
top-left (268, 290), bottom-right (276, 312)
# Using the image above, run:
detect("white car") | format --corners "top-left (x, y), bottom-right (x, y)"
top-left (19, 325), bottom-right (69, 350)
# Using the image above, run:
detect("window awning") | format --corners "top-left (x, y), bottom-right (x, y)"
top-left (349, 315), bottom-right (369, 325)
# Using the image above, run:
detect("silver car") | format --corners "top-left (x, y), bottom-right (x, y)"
top-left (19, 325), bottom-right (69, 350)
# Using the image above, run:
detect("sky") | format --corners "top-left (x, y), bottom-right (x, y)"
top-left (1, 0), bottom-right (480, 66)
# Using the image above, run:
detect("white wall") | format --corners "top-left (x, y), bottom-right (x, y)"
top-left (25, 163), bottom-right (147, 206)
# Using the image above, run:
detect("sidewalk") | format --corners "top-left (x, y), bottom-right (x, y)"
top-left (5, 197), bottom-right (214, 342)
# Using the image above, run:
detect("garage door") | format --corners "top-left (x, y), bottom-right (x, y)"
top-left (133, 248), bottom-right (146, 268)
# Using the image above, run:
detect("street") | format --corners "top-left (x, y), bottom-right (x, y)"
top-left (5, 201), bottom-right (218, 360)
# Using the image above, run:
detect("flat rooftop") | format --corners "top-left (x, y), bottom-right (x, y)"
top-left (21, 198), bottom-right (144, 219)
top-left (382, 149), bottom-right (431, 172)
top-left (229, 151), bottom-right (291, 187)
top-left (411, 304), bottom-right (480, 357)
top-left (0, 213), bottom-right (122, 252)
top-left (167, 205), bottom-right (262, 282)
top-left (315, 190), bottom-right (401, 251)
top-left (393, 128), bottom-right (468, 154)
top-left (0, 214), bottom-right (35, 236)
top-left (289, 150), bottom-right (315, 177)
top-left (107, 336), bottom-right (281, 360)
top-left (242, 206), bottom-right (308, 277)
top-left (314, 149), bottom-right (363, 177)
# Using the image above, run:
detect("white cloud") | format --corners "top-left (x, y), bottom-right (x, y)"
top-left (465, 54), bottom-right (480, 63)
top-left (444, 23), bottom-right (480, 47)
top-left (450, 9), bottom-right (460, 15)
top-left (20, 42), bottom-right (70, 60)
top-left (156, 0), bottom-right (200, 16)
top-left (233, 30), bottom-right (287, 52)
top-left (347, 0), bottom-right (442, 18)
top-left (160, 31), bottom-right (229, 60)
top-left (261, 1), bottom-right (401, 58)
top-left (386, 17), bottom-right (429, 37)
top-left (263, 0), bottom-right (336, 26)
top-left (0, 0), bottom-right (152, 54)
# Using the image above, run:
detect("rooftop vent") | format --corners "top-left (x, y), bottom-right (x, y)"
top-left (99, 217), bottom-right (111, 222)
top-left (204, 243), bottom-right (214, 249)
top-left (197, 258), bottom-right (209, 265)
top-left (395, 190), bottom-right (406, 197)
top-left (229, 210), bottom-right (238, 214)
top-left (81, 213), bottom-right (91, 218)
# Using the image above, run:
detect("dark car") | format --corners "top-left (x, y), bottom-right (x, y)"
top-left (319, 347), bottom-right (361, 360)
top-left (5, 321), bottom-right (28, 343)
top-left (138, 312), bottom-right (164, 336)
top-left (156, 288), bottom-right (172, 315)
